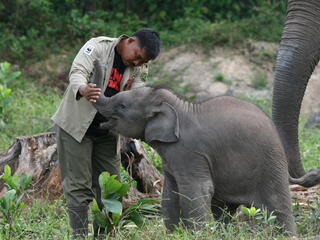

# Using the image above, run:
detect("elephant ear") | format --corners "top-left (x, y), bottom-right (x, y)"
top-left (145, 102), bottom-right (180, 143)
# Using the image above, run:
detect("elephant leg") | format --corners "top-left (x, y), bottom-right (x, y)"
top-left (211, 199), bottom-right (239, 223)
top-left (162, 171), bottom-right (180, 232)
top-left (177, 179), bottom-right (214, 230)
top-left (257, 187), bottom-right (296, 234)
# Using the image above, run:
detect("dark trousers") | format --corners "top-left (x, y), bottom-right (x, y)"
top-left (57, 127), bottom-right (120, 208)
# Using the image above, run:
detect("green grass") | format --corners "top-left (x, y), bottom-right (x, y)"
top-left (251, 70), bottom-right (268, 90)
top-left (1, 196), bottom-right (319, 240)
top-left (0, 79), bottom-right (61, 152)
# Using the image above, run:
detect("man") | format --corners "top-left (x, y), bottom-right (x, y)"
top-left (52, 29), bottom-right (161, 238)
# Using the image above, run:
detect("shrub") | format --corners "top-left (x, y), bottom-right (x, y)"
top-left (91, 172), bottom-right (160, 236)
top-left (0, 62), bottom-right (21, 126)
top-left (0, 165), bottom-right (32, 240)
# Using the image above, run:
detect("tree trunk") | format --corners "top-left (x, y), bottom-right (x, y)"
top-left (0, 132), bottom-right (163, 204)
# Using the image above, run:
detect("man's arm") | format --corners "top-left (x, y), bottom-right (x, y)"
top-left (69, 38), bottom-right (103, 101)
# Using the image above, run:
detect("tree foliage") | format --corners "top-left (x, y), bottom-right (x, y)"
top-left (0, 0), bottom-right (287, 64)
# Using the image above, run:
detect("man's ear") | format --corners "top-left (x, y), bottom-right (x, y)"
top-left (127, 37), bottom-right (136, 44)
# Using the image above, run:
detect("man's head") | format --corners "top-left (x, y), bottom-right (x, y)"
top-left (118, 28), bottom-right (161, 67)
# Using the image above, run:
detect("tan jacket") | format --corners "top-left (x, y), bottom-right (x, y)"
top-left (52, 35), bottom-right (147, 143)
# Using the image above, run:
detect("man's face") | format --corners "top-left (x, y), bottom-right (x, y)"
top-left (121, 37), bottom-right (150, 67)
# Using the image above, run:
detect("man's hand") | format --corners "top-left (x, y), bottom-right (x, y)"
top-left (78, 83), bottom-right (102, 103)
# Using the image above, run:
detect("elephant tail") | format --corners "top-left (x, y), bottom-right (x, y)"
top-left (289, 168), bottom-right (320, 187)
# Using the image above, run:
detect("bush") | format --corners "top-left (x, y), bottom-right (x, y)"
top-left (0, 165), bottom-right (32, 240)
top-left (91, 172), bottom-right (160, 236)
top-left (0, 62), bottom-right (21, 126)
top-left (0, 81), bottom-right (61, 152)
top-left (0, 1), bottom-right (287, 65)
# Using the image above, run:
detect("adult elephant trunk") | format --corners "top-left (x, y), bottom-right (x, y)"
top-left (272, 0), bottom-right (320, 186)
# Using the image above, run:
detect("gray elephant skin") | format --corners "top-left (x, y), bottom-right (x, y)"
top-left (91, 62), bottom-right (296, 234)
top-left (272, 0), bottom-right (320, 187)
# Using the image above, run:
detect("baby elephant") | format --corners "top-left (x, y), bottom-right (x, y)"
top-left (92, 63), bottom-right (296, 234)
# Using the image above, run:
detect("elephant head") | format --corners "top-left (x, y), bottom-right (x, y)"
top-left (91, 60), bottom-right (179, 142)
top-left (93, 87), bottom-right (180, 142)
top-left (272, 0), bottom-right (320, 186)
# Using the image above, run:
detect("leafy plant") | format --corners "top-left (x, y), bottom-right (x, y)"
top-left (91, 172), bottom-right (160, 235)
top-left (214, 73), bottom-right (225, 82)
top-left (241, 205), bottom-right (277, 225)
top-left (0, 62), bottom-right (21, 126)
top-left (0, 165), bottom-right (32, 240)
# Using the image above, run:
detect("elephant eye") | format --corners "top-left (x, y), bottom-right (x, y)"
top-left (118, 103), bottom-right (126, 110)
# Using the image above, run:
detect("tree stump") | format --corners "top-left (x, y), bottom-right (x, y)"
top-left (0, 132), bottom-right (163, 204)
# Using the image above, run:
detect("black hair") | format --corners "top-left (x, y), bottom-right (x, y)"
top-left (132, 28), bottom-right (161, 60)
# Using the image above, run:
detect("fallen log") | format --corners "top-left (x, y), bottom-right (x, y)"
top-left (0, 132), bottom-right (163, 203)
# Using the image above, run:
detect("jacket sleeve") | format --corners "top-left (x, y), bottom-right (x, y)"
top-left (68, 38), bottom-right (103, 98)
top-left (130, 63), bottom-right (148, 89)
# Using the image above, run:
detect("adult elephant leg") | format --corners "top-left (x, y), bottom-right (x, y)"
top-left (272, 0), bottom-right (320, 185)
top-left (177, 178), bottom-right (214, 230)
top-left (162, 171), bottom-right (180, 232)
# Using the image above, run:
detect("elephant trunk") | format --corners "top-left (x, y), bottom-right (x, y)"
top-left (289, 169), bottom-right (320, 187)
top-left (91, 60), bottom-right (110, 112)
top-left (272, 0), bottom-right (320, 184)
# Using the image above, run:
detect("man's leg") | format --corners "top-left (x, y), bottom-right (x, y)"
top-left (91, 133), bottom-right (119, 237)
top-left (57, 127), bottom-right (94, 238)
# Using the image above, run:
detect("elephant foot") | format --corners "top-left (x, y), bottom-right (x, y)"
top-left (289, 168), bottom-right (320, 187)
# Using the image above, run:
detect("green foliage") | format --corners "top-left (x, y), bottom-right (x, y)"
top-left (241, 205), bottom-right (277, 225)
top-left (299, 118), bottom-right (320, 170)
top-left (0, 62), bottom-right (21, 126)
top-left (236, 93), bottom-right (272, 117)
top-left (0, 80), bottom-right (61, 152)
top-left (294, 201), bottom-right (320, 235)
top-left (0, 165), bottom-right (32, 240)
top-left (142, 142), bottom-right (163, 173)
top-left (0, 0), bottom-right (287, 65)
top-left (91, 172), bottom-right (160, 235)
top-left (214, 73), bottom-right (225, 82)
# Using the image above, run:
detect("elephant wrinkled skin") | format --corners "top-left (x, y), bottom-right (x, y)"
top-left (91, 61), bottom-right (296, 234)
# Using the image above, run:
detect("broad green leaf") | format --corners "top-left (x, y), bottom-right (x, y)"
top-left (0, 62), bottom-right (10, 74)
top-left (129, 211), bottom-right (144, 227)
top-left (99, 172), bottom-right (110, 190)
top-left (4, 189), bottom-right (16, 200)
top-left (91, 199), bottom-right (101, 213)
top-left (112, 212), bottom-right (121, 225)
top-left (117, 182), bottom-right (130, 197)
top-left (1, 165), bottom-right (11, 180)
top-left (93, 211), bottom-right (108, 228)
top-left (104, 175), bottom-right (122, 198)
top-left (6, 71), bottom-right (21, 83)
top-left (249, 206), bottom-right (257, 216)
top-left (136, 198), bottom-right (158, 205)
top-left (119, 219), bottom-right (134, 228)
top-left (103, 199), bottom-right (122, 215)
top-left (139, 204), bottom-right (159, 211)
top-left (19, 174), bottom-right (32, 190)
top-left (241, 206), bottom-right (250, 216)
